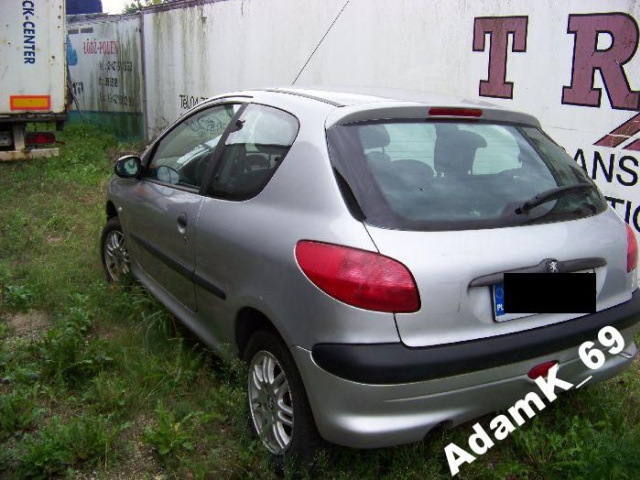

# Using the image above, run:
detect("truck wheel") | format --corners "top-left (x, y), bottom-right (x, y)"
top-left (243, 329), bottom-right (321, 464)
top-left (100, 217), bottom-right (131, 283)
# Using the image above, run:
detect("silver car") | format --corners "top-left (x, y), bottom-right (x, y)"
top-left (101, 87), bottom-right (640, 460)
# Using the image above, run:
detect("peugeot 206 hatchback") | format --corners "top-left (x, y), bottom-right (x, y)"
top-left (101, 87), bottom-right (640, 460)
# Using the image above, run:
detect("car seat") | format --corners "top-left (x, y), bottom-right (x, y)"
top-left (434, 125), bottom-right (487, 176)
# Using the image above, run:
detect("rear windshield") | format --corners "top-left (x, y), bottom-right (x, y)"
top-left (327, 120), bottom-right (606, 231)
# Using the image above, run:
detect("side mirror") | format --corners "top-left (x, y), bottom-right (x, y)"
top-left (114, 155), bottom-right (142, 178)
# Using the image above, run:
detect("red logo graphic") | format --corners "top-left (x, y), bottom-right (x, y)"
top-left (595, 113), bottom-right (640, 151)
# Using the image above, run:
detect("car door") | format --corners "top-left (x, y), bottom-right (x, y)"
top-left (192, 103), bottom-right (300, 348)
top-left (122, 102), bottom-right (242, 311)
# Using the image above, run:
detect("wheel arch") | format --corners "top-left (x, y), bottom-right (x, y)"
top-left (106, 200), bottom-right (118, 220)
top-left (235, 307), bottom-right (287, 359)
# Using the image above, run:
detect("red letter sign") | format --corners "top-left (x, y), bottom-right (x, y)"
top-left (473, 17), bottom-right (528, 99)
top-left (562, 14), bottom-right (639, 111)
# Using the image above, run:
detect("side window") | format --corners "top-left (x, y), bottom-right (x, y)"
top-left (207, 104), bottom-right (299, 200)
top-left (145, 104), bottom-right (240, 189)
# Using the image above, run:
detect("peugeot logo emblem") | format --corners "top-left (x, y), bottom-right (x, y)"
top-left (546, 260), bottom-right (559, 273)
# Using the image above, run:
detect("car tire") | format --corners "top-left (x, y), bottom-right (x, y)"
top-left (243, 329), bottom-right (322, 466)
top-left (100, 216), bottom-right (131, 283)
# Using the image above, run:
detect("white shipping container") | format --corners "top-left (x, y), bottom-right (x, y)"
top-left (0, 0), bottom-right (66, 114)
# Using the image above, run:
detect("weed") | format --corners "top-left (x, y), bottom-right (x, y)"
top-left (3, 283), bottom-right (34, 310)
top-left (0, 386), bottom-right (42, 440)
top-left (15, 414), bottom-right (115, 479)
top-left (163, 338), bottom-right (205, 389)
top-left (24, 295), bottom-right (114, 386)
top-left (143, 401), bottom-right (216, 464)
top-left (82, 372), bottom-right (130, 414)
top-left (0, 319), bottom-right (11, 340)
top-left (511, 411), bottom-right (640, 479)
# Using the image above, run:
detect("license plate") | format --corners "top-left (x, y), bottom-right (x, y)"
top-left (492, 270), bottom-right (596, 322)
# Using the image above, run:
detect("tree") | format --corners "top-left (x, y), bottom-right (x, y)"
top-left (122, 0), bottom-right (172, 14)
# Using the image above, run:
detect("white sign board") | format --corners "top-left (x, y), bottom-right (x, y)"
top-left (66, 15), bottom-right (144, 140)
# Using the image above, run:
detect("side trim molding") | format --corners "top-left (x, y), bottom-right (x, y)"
top-left (130, 233), bottom-right (226, 300)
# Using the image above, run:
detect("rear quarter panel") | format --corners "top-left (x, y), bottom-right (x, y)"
top-left (192, 94), bottom-right (401, 351)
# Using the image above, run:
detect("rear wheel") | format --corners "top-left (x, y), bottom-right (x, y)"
top-left (243, 329), bottom-right (321, 464)
top-left (100, 217), bottom-right (130, 283)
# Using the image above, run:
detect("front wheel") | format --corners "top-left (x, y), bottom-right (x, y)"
top-left (243, 329), bottom-right (322, 464)
top-left (100, 217), bottom-right (131, 283)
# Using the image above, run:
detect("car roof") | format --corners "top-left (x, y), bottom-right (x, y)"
top-left (266, 86), bottom-right (494, 108)
top-left (211, 86), bottom-right (542, 129)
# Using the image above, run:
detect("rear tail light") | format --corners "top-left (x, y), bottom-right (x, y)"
top-left (25, 132), bottom-right (56, 145)
top-left (295, 241), bottom-right (420, 313)
top-left (429, 107), bottom-right (483, 118)
top-left (627, 224), bottom-right (637, 273)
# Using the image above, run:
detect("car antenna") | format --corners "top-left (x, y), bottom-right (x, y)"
top-left (292, 0), bottom-right (351, 85)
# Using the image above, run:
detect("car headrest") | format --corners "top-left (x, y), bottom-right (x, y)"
top-left (434, 126), bottom-right (487, 176)
top-left (359, 124), bottom-right (390, 149)
top-left (457, 130), bottom-right (487, 151)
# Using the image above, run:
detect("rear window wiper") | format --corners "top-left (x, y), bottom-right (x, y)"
top-left (516, 184), bottom-right (595, 215)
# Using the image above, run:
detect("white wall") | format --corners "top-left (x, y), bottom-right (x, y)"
top-left (142, 0), bottom-right (348, 134)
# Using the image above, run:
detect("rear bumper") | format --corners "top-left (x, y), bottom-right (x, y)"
top-left (0, 148), bottom-right (59, 161)
top-left (294, 324), bottom-right (639, 449)
top-left (312, 290), bottom-right (640, 384)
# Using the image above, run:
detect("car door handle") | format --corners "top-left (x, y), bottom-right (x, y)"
top-left (177, 213), bottom-right (188, 235)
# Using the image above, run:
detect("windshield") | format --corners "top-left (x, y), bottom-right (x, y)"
top-left (327, 120), bottom-right (606, 231)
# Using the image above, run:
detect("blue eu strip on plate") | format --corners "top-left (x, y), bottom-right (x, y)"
top-left (492, 283), bottom-right (535, 322)
top-left (493, 283), bottom-right (505, 317)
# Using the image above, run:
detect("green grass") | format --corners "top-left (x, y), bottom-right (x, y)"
top-left (1, 123), bottom-right (640, 478)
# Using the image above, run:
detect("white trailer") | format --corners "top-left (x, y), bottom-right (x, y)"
top-left (0, 0), bottom-right (67, 161)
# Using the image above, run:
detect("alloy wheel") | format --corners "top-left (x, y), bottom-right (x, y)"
top-left (104, 230), bottom-right (130, 282)
top-left (248, 350), bottom-right (295, 453)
